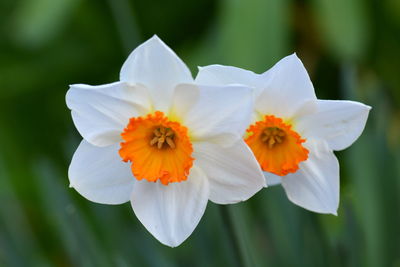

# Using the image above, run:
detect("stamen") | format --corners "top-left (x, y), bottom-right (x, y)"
top-left (261, 127), bottom-right (286, 149)
top-left (154, 128), bottom-right (162, 137)
top-left (150, 136), bottom-right (159, 146)
top-left (166, 137), bottom-right (175, 148)
top-left (150, 126), bottom-right (176, 149)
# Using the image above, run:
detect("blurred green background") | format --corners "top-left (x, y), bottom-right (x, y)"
top-left (1, 0), bottom-right (399, 266)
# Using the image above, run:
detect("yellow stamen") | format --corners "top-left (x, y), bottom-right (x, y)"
top-left (261, 127), bottom-right (286, 148)
top-left (149, 126), bottom-right (176, 149)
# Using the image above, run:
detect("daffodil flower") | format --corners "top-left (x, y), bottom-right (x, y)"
top-left (66, 36), bottom-right (265, 247)
top-left (196, 54), bottom-right (371, 215)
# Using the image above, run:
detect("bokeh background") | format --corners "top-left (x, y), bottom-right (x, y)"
top-left (1, 0), bottom-right (399, 266)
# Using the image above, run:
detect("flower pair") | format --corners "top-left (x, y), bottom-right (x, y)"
top-left (66, 36), bottom-right (370, 247)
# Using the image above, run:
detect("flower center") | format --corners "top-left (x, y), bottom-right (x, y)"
top-left (149, 126), bottom-right (176, 149)
top-left (261, 127), bottom-right (286, 148)
top-left (119, 111), bottom-right (194, 185)
top-left (245, 115), bottom-right (309, 176)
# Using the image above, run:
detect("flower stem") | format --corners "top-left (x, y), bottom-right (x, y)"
top-left (219, 205), bottom-right (248, 267)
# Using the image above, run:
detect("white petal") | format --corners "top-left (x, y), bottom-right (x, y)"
top-left (68, 140), bottom-right (134, 205)
top-left (195, 65), bottom-right (265, 96)
top-left (264, 172), bottom-right (282, 186)
top-left (168, 83), bottom-right (199, 120)
top-left (130, 166), bottom-right (209, 247)
top-left (120, 35), bottom-right (193, 112)
top-left (177, 84), bottom-right (254, 146)
top-left (66, 82), bottom-right (151, 147)
top-left (281, 140), bottom-right (339, 215)
top-left (296, 100), bottom-right (371, 151)
top-left (256, 54), bottom-right (317, 118)
top-left (193, 140), bottom-right (265, 204)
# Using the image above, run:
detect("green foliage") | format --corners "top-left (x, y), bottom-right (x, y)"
top-left (1, 0), bottom-right (399, 266)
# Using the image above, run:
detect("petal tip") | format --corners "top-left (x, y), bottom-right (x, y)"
top-left (287, 52), bottom-right (303, 64)
top-left (163, 240), bottom-right (180, 248)
top-left (147, 34), bottom-right (166, 47)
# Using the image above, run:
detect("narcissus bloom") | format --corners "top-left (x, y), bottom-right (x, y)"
top-left (66, 36), bottom-right (265, 247)
top-left (196, 54), bottom-right (371, 215)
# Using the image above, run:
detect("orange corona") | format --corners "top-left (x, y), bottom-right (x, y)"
top-left (245, 115), bottom-right (309, 176)
top-left (119, 111), bottom-right (194, 185)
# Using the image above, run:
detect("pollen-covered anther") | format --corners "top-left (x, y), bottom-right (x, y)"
top-left (150, 126), bottom-right (176, 149)
top-left (261, 127), bottom-right (286, 148)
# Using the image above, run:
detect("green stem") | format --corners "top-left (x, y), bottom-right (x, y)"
top-left (219, 205), bottom-right (247, 267)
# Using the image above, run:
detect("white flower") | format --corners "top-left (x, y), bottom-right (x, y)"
top-left (66, 36), bottom-right (265, 247)
top-left (195, 54), bottom-right (371, 215)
